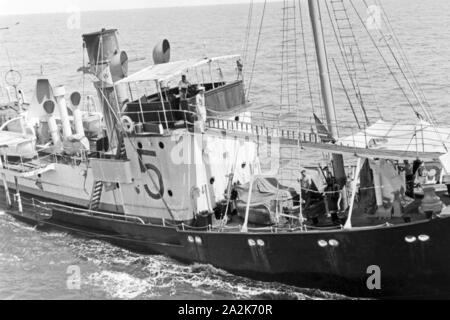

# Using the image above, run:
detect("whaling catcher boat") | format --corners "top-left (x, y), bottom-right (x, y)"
top-left (3, 1), bottom-right (450, 299)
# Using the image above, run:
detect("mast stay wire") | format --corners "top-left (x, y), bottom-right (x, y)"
top-left (359, 0), bottom-right (432, 123)
top-left (370, 0), bottom-right (436, 124)
top-left (355, 0), bottom-right (447, 151)
top-left (361, 0), bottom-right (446, 151)
top-left (332, 58), bottom-right (362, 130)
top-left (242, 0), bottom-right (254, 66)
top-left (325, 0), bottom-right (382, 123)
top-left (246, 0), bottom-right (268, 101)
top-left (324, 0), bottom-right (364, 127)
top-left (298, 0), bottom-right (316, 117)
top-left (348, 0), bottom-right (422, 121)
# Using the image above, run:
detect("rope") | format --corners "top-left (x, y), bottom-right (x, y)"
top-left (246, 0), bottom-right (267, 100)
top-left (373, 0), bottom-right (435, 123)
top-left (332, 57), bottom-right (362, 130)
top-left (324, 0), bottom-right (368, 126)
top-left (242, 0), bottom-right (254, 65)
top-left (348, 0), bottom-right (421, 120)
top-left (298, 0), bottom-right (316, 116)
top-left (360, 0), bottom-right (447, 151)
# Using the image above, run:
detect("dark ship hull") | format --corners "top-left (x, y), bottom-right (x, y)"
top-left (4, 189), bottom-right (450, 299)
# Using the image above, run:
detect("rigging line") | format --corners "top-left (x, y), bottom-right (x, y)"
top-left (280, 0), bottom-right (300, 113)
top-left (327, 0), bottom-right (377, 123)
top-left (324, 0), bottom-right (364, 126)
top-left (81, 43), bottom-right (88, 113)
top-left (242, 0), bottom-right (254, 65)
top-left (280, 0), bottom-right (287, 111)
top-left (246, 0), bottom-right (268, 100)
top-left (332, 59), bottom-right (361, 129)
top-left (298, 0), bottom-right (315, 114)
top-left (2, 43), bottom-right (14, 71)
top-left (372, 0), bottom-right (434, 122)
top-left (374, 0), bottom-right (430, 105)
top-left (362, 3), bottom-right (447, 151)
top-left (292, 0), bottom-right (300, 110)
top-left (360, 1), bottom-right (432, 124)
top-left (348, 0), bottom-right (420, 119)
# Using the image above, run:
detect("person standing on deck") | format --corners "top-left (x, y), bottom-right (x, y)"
top-left (195, 86), bottom-right (207, 133)
top-left (178, 74), bottom-right (191, 100)
top-left (404, 160), bottom-right (415, 198)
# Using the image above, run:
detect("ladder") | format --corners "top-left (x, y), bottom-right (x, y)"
top-left (329, 0), bottom-right (371, 124)
top-left (278, 144), bottom-right (302, 190)
top-left (280, 0), bottom-right (300, 114)
top-left (89, 181), bottom-right (103, 210)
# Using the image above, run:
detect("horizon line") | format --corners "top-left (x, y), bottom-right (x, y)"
top-left (0, 1), bottom-right (278, 17)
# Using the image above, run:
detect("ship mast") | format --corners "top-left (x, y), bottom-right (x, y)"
top-left (307, 0), bottom-right (347, 188)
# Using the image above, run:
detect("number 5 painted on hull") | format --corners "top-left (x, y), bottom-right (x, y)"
top-left (137, 149), bottom-right (164, 200)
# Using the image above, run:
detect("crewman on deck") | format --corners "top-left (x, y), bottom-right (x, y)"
top-left (298, 169), bottom-right (324, 225)
top-left (299, 170), bottom-right (312, 198)
top-left (404, 160), bottom-right (415, 197)
top-left (178, 74), bottom-right (191, 100)
top-left (195, 86), bottom-right (207, 133)
top-left (299, 170), bottom-right (320, 206)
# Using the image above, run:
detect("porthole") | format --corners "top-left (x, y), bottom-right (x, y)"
top-left (318, 240), bottom-right (328, 247)
top-left (168, 190), bottom-right (173, 197)
top-left (210, 177), bottom-right (215, 185)
top-left (195, 236), bottom-right (202, 245)
top-left (187, 236), bottom-right (194, 243)
top-left (256, 239), bottom-right (265, 247)
top-left (159, 142), bottom-right (165, 149)
top-left (418, 235), bottom-right (430, 242)
top-left (241, 162), bottom-right (246, 169)
top-left (137, 142), bottom-right (143, 149)
top-left (248, 239), bottom-right (256, 247)
top-left (328, 239), bottom-right (339, 247)
top-left (405, 236), bottom-right (417, 243)
top-left (235, 116), bottom-right (240, 121)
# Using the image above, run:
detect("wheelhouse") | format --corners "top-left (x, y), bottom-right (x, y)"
top-left (116, 55), bottom-right (247, 134)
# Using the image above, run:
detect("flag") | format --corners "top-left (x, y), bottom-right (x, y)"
top-left (314, 114), bottom-right (335, 143)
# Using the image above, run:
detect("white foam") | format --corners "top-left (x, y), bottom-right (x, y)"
top-left (87, 270), bottom-right (159, 299)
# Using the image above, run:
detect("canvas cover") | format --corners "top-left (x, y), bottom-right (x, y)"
top-left (234, 176), bottom-right (293, 208)
top-left (234, 176), bottom-right (295, 225)
top-left (338, 119), bottom-right (450, 154)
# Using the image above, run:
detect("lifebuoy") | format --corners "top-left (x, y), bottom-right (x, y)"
top-left (143, 164), bottom-right (164, 200)
top-left (121, 115), bottom-right (135, 133)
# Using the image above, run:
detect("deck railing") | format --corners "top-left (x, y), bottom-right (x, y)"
top-left (32, 199), bottom-right (146, 225)
top-left (119, 108), bottom-right (200, 134)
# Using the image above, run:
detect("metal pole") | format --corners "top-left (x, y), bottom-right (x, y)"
top-left (241, 162), bottom-right (255, 233)
top-left (14, 176), bottom-right (22, 214)
top-left (308, 0), bottom-right (347, 190)
top-left (308, 0), bottom-right (337, 137)
top-left (344, 157), bottom-right (362, 230)
top-left (156, 80), bottom-right (169, 130)
top-left (0, 155), bottom-right (11, 207)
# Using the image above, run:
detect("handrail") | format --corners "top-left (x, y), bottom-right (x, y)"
top-left (120, 108), bottom-right (199, 118)
top-left (32, 199), bottom-right (146, 225)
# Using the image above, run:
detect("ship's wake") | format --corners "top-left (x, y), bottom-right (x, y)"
top-left (0, 215), bottom-right (350, 300)
top-left (62, 236), bottom-right (350, 300)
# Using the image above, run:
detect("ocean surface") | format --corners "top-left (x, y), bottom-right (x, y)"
top-left (0, 0), bottom-right (450, 299)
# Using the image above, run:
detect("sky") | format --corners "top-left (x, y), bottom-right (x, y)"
top-left (0, 0), bottom-right (274, 15)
